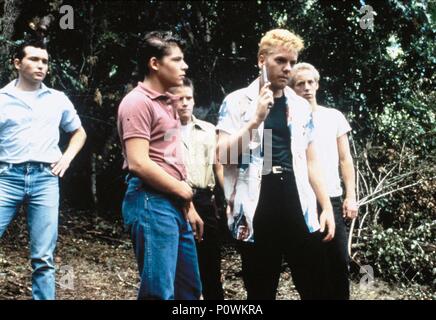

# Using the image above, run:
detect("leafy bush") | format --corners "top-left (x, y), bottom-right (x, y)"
top-left (360, 222), bottom-right (435, 285)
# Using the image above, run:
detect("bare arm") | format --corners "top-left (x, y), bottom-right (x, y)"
top-left (217, 83), bottom-right (274, 165)
top-left (213, 161), bottom-right (224, 190)
top-left (338, 134), bottom-right (358, 219)
top-left (125, 138), bottom-right (193, 201)
top-left (217, 122), bottom-right (260, 165)
top-left (306, 142), bottom-right (335, 241)
top-left (51, 126), bottom-right (87, 177)
top-left (186, 201), bottom-right (204, 242)
top-left (212, 133), bottom-right (224, 189)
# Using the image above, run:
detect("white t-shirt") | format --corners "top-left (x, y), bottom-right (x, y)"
top-left (12, 87), bottom-right (40, 108)
top-left (180, 122), bottom-right (194, 141)
top-left (312, 105), bottom-right (352, 197)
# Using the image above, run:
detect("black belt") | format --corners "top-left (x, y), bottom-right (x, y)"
top-left (270, 165), bottom-right (293, 174)
top-left (192, 187), bottom-right (213, 196)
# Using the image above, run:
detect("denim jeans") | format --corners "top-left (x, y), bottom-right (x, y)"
top-left (0, 162), bottom-right (59, 300)
top-left (122, 175), bottom-right (202, 300)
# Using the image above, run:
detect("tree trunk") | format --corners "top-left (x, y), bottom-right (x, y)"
top-left (1, 0), bottom-right (21, 83)
top-left (1, 0), bottom-right (22, 49)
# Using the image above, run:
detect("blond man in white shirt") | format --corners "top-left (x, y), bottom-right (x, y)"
top-left (290, 62), bottom-right (358, 299)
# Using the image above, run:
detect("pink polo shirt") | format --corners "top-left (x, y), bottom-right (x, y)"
top-left (117, 82), bottom-right (186, 181)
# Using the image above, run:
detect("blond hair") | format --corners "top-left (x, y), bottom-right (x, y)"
top-left (258, 29), bottom-right (304, 57)
top-left (289, 62), bottom-right (320, 87)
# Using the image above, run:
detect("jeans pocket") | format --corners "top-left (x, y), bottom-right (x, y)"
top-left (122, 189), bottom-right (147, 227)
top-left (43, 166), bottom-right (57, 177)
top-left (0, 164), bottom-right (9, 176)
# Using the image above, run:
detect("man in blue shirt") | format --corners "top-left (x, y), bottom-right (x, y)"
top-left (0, 38), bottom-right (86, 300)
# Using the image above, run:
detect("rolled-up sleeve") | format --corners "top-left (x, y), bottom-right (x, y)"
top-left (60, 94), bottom-right (82, 133)
top-left (216, 96), bottom-right (240, 135)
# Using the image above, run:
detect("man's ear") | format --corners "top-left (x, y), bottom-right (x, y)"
top-left (148, 57), bottom-right (159, 73)
top-left (13, 58), bottom-right (21, 71)
top-left (258, 54), bottom-right (265, 69)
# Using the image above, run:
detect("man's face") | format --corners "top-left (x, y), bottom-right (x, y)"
top-left (172, 86), bottom-right (194, 123)
top-left (291, 69), bottom-right (319, 103)
top-left (14, 46), bottom-right (49, 85)
top-left (156, 45), bottom-right (188, 89)
top-left (259, 45), bottom-right (298, 91)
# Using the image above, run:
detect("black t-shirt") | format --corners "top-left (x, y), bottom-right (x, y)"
top-left (263, 94), bottom-right (293, 170)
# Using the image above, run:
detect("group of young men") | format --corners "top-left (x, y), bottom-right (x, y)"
top-left (0, 28), bottom-right (357, 300)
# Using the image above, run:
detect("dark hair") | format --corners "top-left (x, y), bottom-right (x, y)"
top-left (14, 38), bottom-right (47, 61)
top-left (138, 31), bottom-right (185, 78)
top-left (182, 77), bottom-right (194, 91)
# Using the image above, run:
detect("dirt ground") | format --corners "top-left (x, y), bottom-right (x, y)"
top-left (0, 209), bottom-right (431, 300)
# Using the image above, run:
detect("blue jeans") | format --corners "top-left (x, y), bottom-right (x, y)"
top-left (122, 175), bottom-right (202, 300)
top-left (0, 162), bottom-right (59, 300)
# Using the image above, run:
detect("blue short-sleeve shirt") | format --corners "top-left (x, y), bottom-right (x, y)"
top-left (0, 80), bottom-right (82, 163)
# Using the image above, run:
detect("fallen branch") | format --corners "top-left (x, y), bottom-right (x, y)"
top-left (116, 273), bottom-right (138, 289)
top-left (359, 178), bottom-right (431, 206)
top-left (86, 231), bottom-right (130, 245)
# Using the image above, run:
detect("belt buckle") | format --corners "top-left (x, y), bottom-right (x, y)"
top-left (272, 166), bottom-right (283, 174)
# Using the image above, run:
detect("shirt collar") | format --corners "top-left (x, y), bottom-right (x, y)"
top-left (136, 81), bottom-right (177, 102)
top-left (245, 77), bottom-right (301, 102)
top-left (191, 115), bottom-right (209, 131)
top-left (0, 80), bottom-right (51, 97)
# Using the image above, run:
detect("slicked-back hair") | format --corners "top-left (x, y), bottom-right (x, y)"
top-left (14, 38), bottom-right (47, 61)
top-left (138, 30), bottom-right (185, 78)
top-left (182, 77), bottom-right (194, 92)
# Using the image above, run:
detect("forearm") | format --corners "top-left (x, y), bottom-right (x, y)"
top-left (128, 158), bottom-right (183, 197)
top-left (308, 161), bottom-right (332, 210)
top-left (62, 127), bottom-right (87, 161)
top-left (217, 119), bottom-right (260, 165)
top-left (213, 162), bottom-right (224, 189)
top-left (340, 157), bottom-right (356, 199)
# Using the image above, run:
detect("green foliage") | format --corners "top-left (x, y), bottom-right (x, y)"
top-left (362, 221), bottom-right (435, 286)
top-left (0, 0), bottom-right (434, 292)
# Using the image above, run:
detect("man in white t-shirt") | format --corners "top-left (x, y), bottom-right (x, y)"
top-left (289, 62), bottom-right (358, 299)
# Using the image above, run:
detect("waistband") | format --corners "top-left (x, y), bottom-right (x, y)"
top-left (126, 173), bottom-right (186, 208)
top-left (265, 165), bottom-right (293, 175)
top-left (192, 187), bottom-right (214, 195)
top-left (0, 161), bottom-right (51, 169)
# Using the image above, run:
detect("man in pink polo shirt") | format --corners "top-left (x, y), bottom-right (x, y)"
top-left (117, 31), bottom-right (203, 300)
